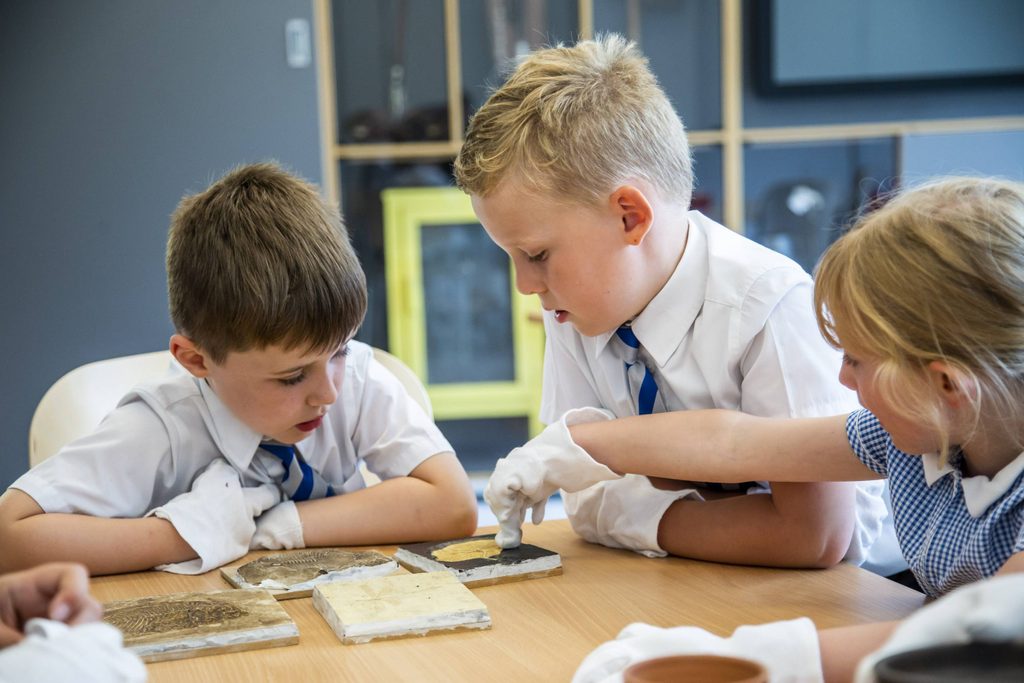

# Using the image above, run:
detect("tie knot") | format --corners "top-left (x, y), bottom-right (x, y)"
top-left (616, 325), bottom-right (640, 349)
top-left (261, 443), bottom-right (295, 464)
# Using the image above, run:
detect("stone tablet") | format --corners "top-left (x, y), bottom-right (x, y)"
top-left (313, 571), bottom-right (491, 644)
top-left (103, 589), bottom-right (298, 662)
top-left (221, 548), bottom-right (398, 599)
top-left (393, 534), bottom-right (562, 587)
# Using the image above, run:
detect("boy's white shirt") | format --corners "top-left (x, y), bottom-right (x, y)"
top-left (11, 341), bottom-right (451, 519)
top-left (543, 211), bottom-right (900, 573)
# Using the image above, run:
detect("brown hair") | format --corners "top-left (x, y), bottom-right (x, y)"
top-left (167, 162), bottom-right (366, 363)
top-left (815, 176), bottom-right (1024, 459)
top-left (454, 33), bottom-right (692, 207)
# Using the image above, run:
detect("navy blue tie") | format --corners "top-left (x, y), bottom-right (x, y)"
top-left (260, 443), bottom-right (335, 501)
top-left (616, 325), bottom-right (659, 415)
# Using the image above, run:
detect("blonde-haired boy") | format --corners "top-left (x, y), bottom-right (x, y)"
top-left (457, 35), bottom-right (899, 572)
top-left (0, 163), bottom-right (477, 575)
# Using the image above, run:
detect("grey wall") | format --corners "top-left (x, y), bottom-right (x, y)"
top-left (0, 1), bottom-right (322, 489)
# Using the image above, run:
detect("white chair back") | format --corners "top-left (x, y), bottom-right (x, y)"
top-left (29, 350), bottom-right (175, 467)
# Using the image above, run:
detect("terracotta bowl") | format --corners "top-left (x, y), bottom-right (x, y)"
top-left (624, 654), bottom-right (768, 683)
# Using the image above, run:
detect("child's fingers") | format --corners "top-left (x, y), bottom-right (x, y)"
top-left (0, 621), bottom-right (25, 647)
top-left (531, 499), bottom-right (547, 525)
top-left (51, 592), bottom-right (103, 626)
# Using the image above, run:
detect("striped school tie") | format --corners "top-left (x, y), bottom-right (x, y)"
top-left (615, 324), bottom-right (756, 492)
top-left (616, 324), bottom-right (660, 416)
top-left (259, 443), bottom-right (335, 501)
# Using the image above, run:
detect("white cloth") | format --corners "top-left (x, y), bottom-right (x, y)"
top-left (146, 458), bottom-right (280, 574)
top-left (11, 341), bottom-right (451, 520)
top-left (0, 619), bottom-right (147, 683)
top-left (564, 475), bottom-right (702, 557)
top-left (484, 407), bottom-right (619, 548)
top-left (251, 500), bottom-right (305, 550)
top-left (855, 573), bottom-right (1024, 682)
top-left (573, 618), bottom-right (822, 683)
top-left (541, 210), bottom-right (897, 573)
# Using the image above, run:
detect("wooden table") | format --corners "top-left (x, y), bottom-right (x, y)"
top-left (90, 521), bottom-right (924, 682)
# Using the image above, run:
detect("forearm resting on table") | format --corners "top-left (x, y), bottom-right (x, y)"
top-left (819, 621), bottom-right (899, 683)
top-left (298, 452), bottom-right (478, 546)
top-left (570, 410), bottom-right (870, 483)
top-left (656, 481), bottom-right (856, 568)
top-left (0, 490), bottom-right (196, 575)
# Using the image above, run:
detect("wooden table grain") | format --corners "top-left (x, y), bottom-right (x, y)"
top-left (90, 521), bottom-right (924, 682)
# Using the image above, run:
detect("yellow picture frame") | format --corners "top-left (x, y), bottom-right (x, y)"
top-left (382, 186), bottom-right (543, 436)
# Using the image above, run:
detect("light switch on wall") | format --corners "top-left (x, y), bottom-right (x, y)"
top-left (285, 18), bottom-right (311, 68)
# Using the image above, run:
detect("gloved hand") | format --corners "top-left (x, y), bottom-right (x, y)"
top-left (854, 573), bottom-right (1024, 682)
top-left (563, 474), bottom-right (703, 558)
top-left (0, 619), bottom-right (146, 683)
top-left (251, 500), bottom-right (305, 550)
top-left (485, 407), bottom-right (620, 548)
top-left (573, 618), bottom-right (823, 683)
top-left (146, 458), bottom-right (281, 574)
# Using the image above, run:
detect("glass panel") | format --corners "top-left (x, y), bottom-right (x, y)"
top-left (594, 0), bottom-right (721, 130)
top-left (341, 160), bottom-right (456, 350)
top-left (743, 138), bottom-right (898, 273)
top-left (437, 417), bottom-right (530, 472)
top-left (743, 0), bottom-right (1024, 127)
top-left (691, 145), bottom-right (723, 224)
top-left (333, 0), bottom-right (449, 143)
top-left (460, 0), bottom-right (580, 117)
top-left (422, 223), bottom-right (515, 384)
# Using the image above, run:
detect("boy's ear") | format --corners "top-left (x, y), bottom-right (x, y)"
top-left (926, 360), bottom-right (977, 410)
top-left (609, 185), bottom-right (653, 245)
top-left (170, 334), bottom-right (211, 379)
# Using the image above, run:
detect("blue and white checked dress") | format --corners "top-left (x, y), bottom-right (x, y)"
top-left (847, 409), bottom-right (1024, 597)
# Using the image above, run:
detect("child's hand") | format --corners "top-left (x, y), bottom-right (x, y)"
top-left (573, 618), bottom-right (822, 683)
top-left (855, 573), bottom-right (1024, 682)
top-left (0, 563), bottom-right (101, 647)
top-left (146, 458), bottom-right (281, 574)
top-left (251, 500), bottom-right (305, 550)
top-left (484, 407), bottom-right (620, 548)
top-left (562, 475), bottom-right (701, 558)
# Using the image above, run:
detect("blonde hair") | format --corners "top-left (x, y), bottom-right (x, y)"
top-left (815, 176), bottom-right (1024, 458)
top-left (454, 34), bottom-right (692, 207)
top-left (167, 162), bottom-right (367, 363)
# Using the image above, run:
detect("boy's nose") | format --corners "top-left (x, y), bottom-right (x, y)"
top-left (514, 265), bottom-right (545, 295)
top-left (309, 369), bottom-right (340, 406)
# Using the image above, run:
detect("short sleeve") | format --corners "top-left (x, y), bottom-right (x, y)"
top-left (539, 314), bottom-right (603, 424)
top-left (349, 354), bottom-right (453, 480)
top-left (739, 277), bottom-right (860, 419)
top-left (9, 400), bottom-right (174, 517)
top-left (846, 409), bottom-right (891, 477)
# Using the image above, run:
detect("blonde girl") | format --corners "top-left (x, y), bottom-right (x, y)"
top-left (562, 177), bottom-right (1024, 681)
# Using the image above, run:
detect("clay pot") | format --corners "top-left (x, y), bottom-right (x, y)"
top-left (624, 654), bottom-right (768, 683)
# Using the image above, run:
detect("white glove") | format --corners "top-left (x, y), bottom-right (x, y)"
top-left (563, 474), bottom-right (703, 558)
top-left (146, 458), bottom-right (281, 574)
top-left (854, 573), bottom-right (1024, 682)
top-left (485, 407), bottom-right (620, 548)
top-left (250, 500), bottom-right (305, 550)
top-left (0, 619), bottom-right (147, 683)
top-left (573, 618), bottom-right (822, 683)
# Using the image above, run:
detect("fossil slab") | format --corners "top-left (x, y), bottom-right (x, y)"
top-left (103, 589), bottom-right (298, 662)
top-left (222, 549), bottom-right (398, 599)
top-left (394, 534), bottom-right (562, 587)
top-left (313, 571), bottom-right (491, 644)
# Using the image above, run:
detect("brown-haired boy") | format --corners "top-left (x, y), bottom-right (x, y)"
top-left (0, 163), bottom-right (477, 575)
top-left (456, 35), bottom-right (900, 573)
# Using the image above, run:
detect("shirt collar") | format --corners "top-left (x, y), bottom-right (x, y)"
top-left (197, 378), bottom-right (264, 471)
top-left (921, 449), bottom-right (1024, 517)
top-left (614, 213), bottom-right (707, 368)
